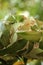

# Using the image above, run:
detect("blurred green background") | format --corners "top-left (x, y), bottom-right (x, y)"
top-left (0, 0), bottom-right (43, 20)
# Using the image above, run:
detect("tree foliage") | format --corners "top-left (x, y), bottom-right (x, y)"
top-left (0, 0), bottom-right (43, 65)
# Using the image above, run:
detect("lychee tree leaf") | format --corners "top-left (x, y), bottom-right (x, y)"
top-left (17, 31), bottom-right (41, 42)
top-left (0, 39), bottom-right (27, 55)
top-left (27, 60), bottom-right (41, 65)
top-left (24, 48), bottom-right (43, 60)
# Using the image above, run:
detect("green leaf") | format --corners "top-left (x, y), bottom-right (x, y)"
top-left (39, 42), bottom-right (43, 50)
top-left (17, 31), bottom-right (41, 42)
top-left (10, 33), bottom-right (17, 47)
top-left (25, 48), bottom-right (43, 60)
top-left (27, 60), bottom-right (41, 65)
top-left (0, 39), bottom-right (27, 55)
